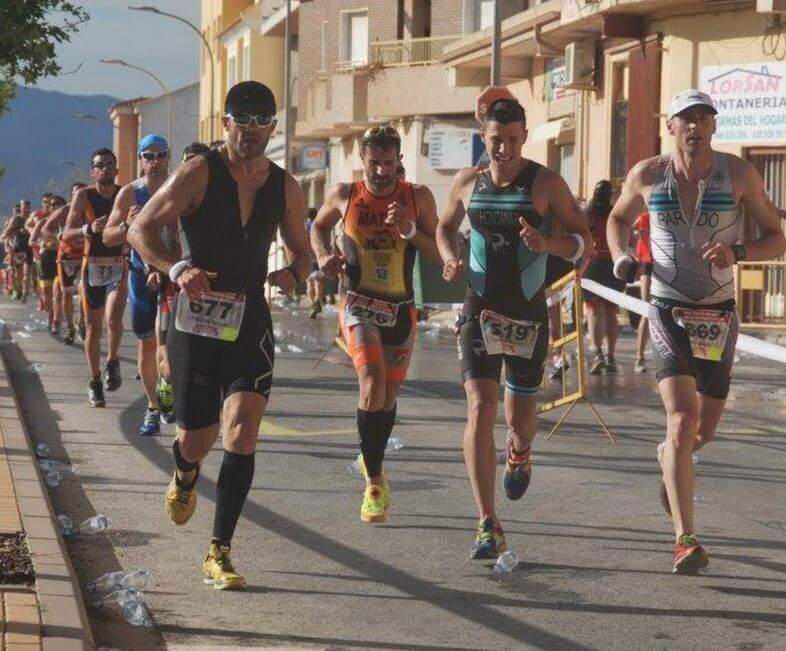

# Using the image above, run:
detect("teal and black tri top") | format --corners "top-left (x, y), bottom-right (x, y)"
top-left (464, 161), bottom-right (552, 319)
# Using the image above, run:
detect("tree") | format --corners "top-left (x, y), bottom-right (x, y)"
top-left (0, 1), bottom-right (88, 116)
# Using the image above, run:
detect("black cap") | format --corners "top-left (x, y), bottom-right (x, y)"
top-left (224, 81), bottom-right (276, 116)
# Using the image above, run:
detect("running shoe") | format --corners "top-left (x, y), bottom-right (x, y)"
top-left (605, 355), bottom-right (618, 374)
top-left (63, 326), bottom-right (75, 346)
top-left (77, 322), bottom-right (86, 343)
top-left (202, 542), bottom-right (245, 590)
top-left (156, 377), bottom-right (175, 423)
top-left (309, 300), bottom-right (322, 319)
top-left (37, 297), bottom-right (44, 311)
top-left (503, 435), bottom-right (532, 501)
top-left (360, 484), bottom-right (387, 523)
top-left (87, 378), bottom-right (105, 408)
top-left (656, 441), bottom-right (672, 516)
top-left (356, 453), bottom-right (390, 509)
top-left (588, 353), bottom-right (605, 375)
top-left (139, 407), bottom-right (161, 436)
top-left (103, 358), bottom-right (121, 392)
top-left (634, 358), bottom-right (648, 374)
top-left (469, 516), bottom-right (507, 560)
top-left (165, 468), bottom-right (199, 525)
top-left (672, 534), bottom-right (709, 575)
top-left (549, 358), bottom-right (569, 382)
top-left (48, 321), bottom-right (59, 337)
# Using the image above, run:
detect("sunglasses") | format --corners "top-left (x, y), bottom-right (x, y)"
top-left (362, 125), bottom-right (401, 141)
top-left (140, 150), bottom-right (169, 161)
top-left (92, 161), bottom-right (115, 170)
top-left (226, 112), bottom-right (275, 128)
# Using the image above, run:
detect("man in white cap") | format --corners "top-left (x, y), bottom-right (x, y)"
top-left (607, 89), bottom-right (785, 574)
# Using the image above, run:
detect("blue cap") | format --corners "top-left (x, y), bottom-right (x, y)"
top-left (137, 133), bottom-right (169, 155)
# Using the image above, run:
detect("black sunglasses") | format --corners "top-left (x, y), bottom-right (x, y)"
top-left (140, 150), bottom-right (169, 161)
top-left (226, 112), bottom-right (275, 128)
top-left (92, 161), bottom-right (115, 170)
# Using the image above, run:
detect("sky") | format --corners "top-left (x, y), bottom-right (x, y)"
top-left (33, 0), bottom-right (200, 99)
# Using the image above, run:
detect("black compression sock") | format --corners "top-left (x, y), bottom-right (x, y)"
top-left (173, 439), bottom-right (198, 473)
top-left (357, 408), bottom-right (386, 478)
top-left (212, 450), bottom-right (255, 545)
top-left (379, 403), bottom-right (397, 452)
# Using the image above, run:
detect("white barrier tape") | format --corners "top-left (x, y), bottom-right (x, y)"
top-left (546, 280), bottom-right (576, 308)
top-left (579, 278), bottom-right (786, 365)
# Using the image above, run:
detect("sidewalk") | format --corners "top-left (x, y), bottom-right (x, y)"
top-left (0, 340), bottom-right (94, 651)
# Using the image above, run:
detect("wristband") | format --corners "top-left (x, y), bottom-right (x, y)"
top-left (81, 223), bottom-right (93, 238)
top-left (613, 253), bottom-right (638, 282)
top-left (168, 259), bottom-right (193, 283)
top-left (399, 221), bottom-right (417, 240)
top-left (568, 233), bottom-right (585, 263)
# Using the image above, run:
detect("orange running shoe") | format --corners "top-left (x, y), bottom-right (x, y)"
top-left (672, 534), bottom-right (709, 575)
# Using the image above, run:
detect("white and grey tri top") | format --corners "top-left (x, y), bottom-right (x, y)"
top-left (645, 152), bottom-right (742, 305)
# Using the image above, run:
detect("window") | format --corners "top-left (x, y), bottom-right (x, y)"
top-left (610, 62), bottom-right (629, 181)
top-left (559, 143), bottom-right (577, 196)
top-left (340, 10), bottom-right (368, 65)
top-left (465, 0), bottom-right (528, 33)
top-left (320, 21), bottom-right (328, 71)
top-left (243, 39), bottom-right (250, 81)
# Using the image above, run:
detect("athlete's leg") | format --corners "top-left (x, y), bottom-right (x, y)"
top-left (84, 305), bottom-right (104, 379)
top-left (464, 378), bottom-right (501, 520)
top-left (356, 358), bottom-right (387, 484)
top-left (585, 301), bottom-right (604, 357)
top-left (504, 392), bottom-right (538, 453)
top-left (138, 336), bottom-right (159, 407)
top-left (52, 280), bottom-right (62, 326)
top-left (693, 393), bottom-right (725, 452)
top-left (604, 304), bottom-right (619, 359)
top-left (22, 262), bottom-right (31, 299)
top-left (548, 302), bottom-right (562, 369)
top-left (105, 282), bottom-right (126, 364)
top-left (659, 375), bottom-right (700, 540)
top-left (635, 273), bottom-right (651, 361)
top-left (175, 424), bottom-right (220, 487)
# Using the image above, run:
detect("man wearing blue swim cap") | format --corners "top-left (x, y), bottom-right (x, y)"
top-left (104, 134), bottom-right (172, 435)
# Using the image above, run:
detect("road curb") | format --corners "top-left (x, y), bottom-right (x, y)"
top-left (0, 344), bottom-right (95, 651)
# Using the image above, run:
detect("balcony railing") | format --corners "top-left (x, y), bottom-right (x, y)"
top-left (370, 35), bottom-right (460, 68)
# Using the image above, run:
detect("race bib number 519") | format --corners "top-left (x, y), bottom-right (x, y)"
top-left (479, 309), bottom-right (540, 358)
top-left (175, 290), bottom-right (245, 342)
top-left (672, 307), bottom-right (731, 362)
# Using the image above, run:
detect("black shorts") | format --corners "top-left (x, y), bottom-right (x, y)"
top-left (457, 292), bottom-right (548, 397)
top-left (545, 255), bottom-right (573, 288)
top-left (648, 296), bottom-right (738, 400)
top-left (167, 293), bottom-right (275, 430)
top-left (583, 258), bottom-right (625, 304)
top-left (80, 261), bottom-right (126, 311)
top-left (58, 258), bottom-right (81, 292)
top-left (39, 249), bottom-right (57, 282)
top-left (11, 249), bottom-right (32, 267)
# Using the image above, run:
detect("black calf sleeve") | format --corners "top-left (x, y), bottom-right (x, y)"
top-left (212, 450), bottom-right (255, 546)
top-left (173, 439), bottom-right (198, 472)
top-left (358, 408), bottom-right (387, 478)
top-left (379, 403), bottom-right (397, 450)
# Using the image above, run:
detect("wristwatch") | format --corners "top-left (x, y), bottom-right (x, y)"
top-left (731, 244), bottom-right (747, 263)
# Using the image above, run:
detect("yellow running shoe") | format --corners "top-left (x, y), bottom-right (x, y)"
top-left (202, 542), bottom-right (245, 590)
top-left (356, 452), bottom-right (390, 509)
top-left (360, 484), bottom-right (388, 523)
top-left (164, 469), bottom-right (198, 525)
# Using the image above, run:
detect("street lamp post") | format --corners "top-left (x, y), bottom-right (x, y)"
top-left (100, 58), bottom-right (174, 147)
top-left (283, 0), bottom-right (292, 173)
top-left (491, 0), bottom-right (501, 86)
top-left (128, 5), bottom-right (216, 141)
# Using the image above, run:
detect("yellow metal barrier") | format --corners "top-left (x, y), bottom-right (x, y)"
top-left (538, 271), bottom-right (616, 444)
top-left (734, 261), bottom-right (786, 329)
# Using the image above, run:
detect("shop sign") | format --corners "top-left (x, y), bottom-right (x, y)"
top-left (429, 127), bottom-right (482, 169)
top-left (298, 144), bottom-right (328, 171)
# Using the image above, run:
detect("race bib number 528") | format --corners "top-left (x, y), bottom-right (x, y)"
top-left (175, 290), bottom-right (245, 342)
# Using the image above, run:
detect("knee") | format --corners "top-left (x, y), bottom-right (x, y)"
top-left (107, 316), bottom-right (122, 331)
top-left (222, 419), bottom-right (258, 455)
top-left (667, 411), bottom-right (698, 449)
top-left (178, 432), bottom-right (211, 461)
top-left (466, 395), bottom-right (496, 429)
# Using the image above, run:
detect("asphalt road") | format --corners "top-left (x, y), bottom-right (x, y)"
top-left (1, 295), bottom-right (785, 650)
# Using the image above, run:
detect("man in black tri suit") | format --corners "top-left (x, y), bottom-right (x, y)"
top-left (129, 81), bottom-right (312, 590)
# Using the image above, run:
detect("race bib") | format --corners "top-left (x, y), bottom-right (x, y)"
top-left (62, 260), bottom-right (81, 278)
top-left (175, 290), bottom-right (245, 342)
top-left (13, 252), bottom-right (26, 266)
top-left (344, 291), bottom-right (397, 328)
top-left (672, 307), bottom-right (731, 362)
top-left (87, 257), bottom-right (124, 287)
top-left (479, 309), bottom-right (540, 358)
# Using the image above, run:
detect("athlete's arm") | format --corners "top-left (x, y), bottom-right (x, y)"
top-left (436, 168), bottom-right (474, 282)
top-left (407, 185), bottom-right (440, 262)
top-left (103, 184), bottom-right (135, 248)
top-left (29, 217), bottom-right (45, 244)
top-left (24, 214), bottom-right (37, 235)
top-left (608, 160), bottom-right (649, 262)
top-left (703, 158), bottom-right (786, 267)
top-left (269, 174), bottom-right (312, 291)
top-left (311, 182), bottom-right (350, 275)
top-left (531, 169), bottom-right (592, 261)
top-left (62, 188), bottom-right (89, 245)
top-left (42, 205), bottom-right (68, 238)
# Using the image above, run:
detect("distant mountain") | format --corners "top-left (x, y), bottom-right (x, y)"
top-left (0, 85), bottom-right (117, 212)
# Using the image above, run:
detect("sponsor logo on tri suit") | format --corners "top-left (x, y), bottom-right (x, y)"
top-left (489, 233), bottom-right (507, 252)
top-left (478, 210), bottom-right (519, 229)
top-left (656, 211), bottom-right (720, 228)
top-left (364, 231), bottom-right (396, 251)
top-left (358, 209), bottom-right (388, 227)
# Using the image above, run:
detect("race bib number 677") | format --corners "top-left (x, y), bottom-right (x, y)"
top-left (672, 307), bottom-right (731, 362)
top-left (175, 290), bottom-right (246, 342)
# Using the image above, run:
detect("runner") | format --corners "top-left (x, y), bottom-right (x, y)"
top-left (3, 204), bottom-right (32, 302)
top-left (27, 193), bottom-right (53, 312)
top-left (128, 81), bottom-right (312, 589)
top-left (608, 89), bottom-right (785, 574)
top-left (633, 210), bottom-right (653, 373)
top-left (311, 124), bottom-right (439, 524)
top-left (29, 195), bottom-right (64, 334)
top-left (544, 250), bottom-right (574, 381)
top-left (436, 97), bottom-right (591, 559)
top-left (103, 134), bottom-right (171, 435)
top-left (62, 149), bottom-right (125, 407)
top-left (43, 183), bottom-right (87, 345)
top-left (304, 208), bottom-right (325, 319)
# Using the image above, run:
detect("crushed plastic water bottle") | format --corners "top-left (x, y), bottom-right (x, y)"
top-left (386, 437), bottom-right (404, 451)
top-left (116, 589), bottom-right (154, 628)
top-left (88, 570), bottom-right (151, 594)
top-left (39, 459), bottom-right (67, 487)
top-left (493, 551), bottom-right (520, 575)
top-left (694, 493), bottom-right (706, 503)
top-left (57, 514), bottom-right (78, 540)
top-left (79, 515), bottom-right (110, 535)
top-left (287, 343), bottom-right (305, 354)
top-left (347, 458), bottom-right (363, 479)
top-left (28, 362), bottom-right (45, 373)
top-left (35, 443), bottom-right (49, 458)
top-left (23, 323), bottom-right (37, 332)
top-left (15, 331), bottom-right (31, 339)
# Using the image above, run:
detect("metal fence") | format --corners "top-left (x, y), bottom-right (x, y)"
top-left (369, 35), bottom-right (460, 68)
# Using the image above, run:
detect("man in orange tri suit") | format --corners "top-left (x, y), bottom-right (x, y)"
top-left (311, 125), bottom-right (440, 524)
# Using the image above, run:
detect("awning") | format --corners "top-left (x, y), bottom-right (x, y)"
top-left (531, 118), bottom-right (574, 144)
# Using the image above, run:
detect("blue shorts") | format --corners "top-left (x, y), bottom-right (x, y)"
top-left (129, 269), bottom-right (157, 340)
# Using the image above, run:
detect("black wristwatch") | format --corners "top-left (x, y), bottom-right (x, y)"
top-left (731, 244), bottom-right (747, 263)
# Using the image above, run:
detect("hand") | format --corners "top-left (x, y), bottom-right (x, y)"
top-left (612, 254), bottom-right (639, 283)
top-left (519, 218), bottom-right (547, 252)
top-left (442, 257), bottom-right (465, 282)
top-left (317, 252), bottom-right (345, 277)
top-left (701, 242), bottom-right (734, 269)
top-left (177, 267), bottom-right (217, 301)
top-left (91, 216), bottom-right (108, 234)
top-left (267, 267), bottom-right (297, 293)
top-left (385, 199), bottom-right (413, 236)
top-left (146, 271), bottom-right (162, 291)
top-left (126, 204), bottom-right (142, 224)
